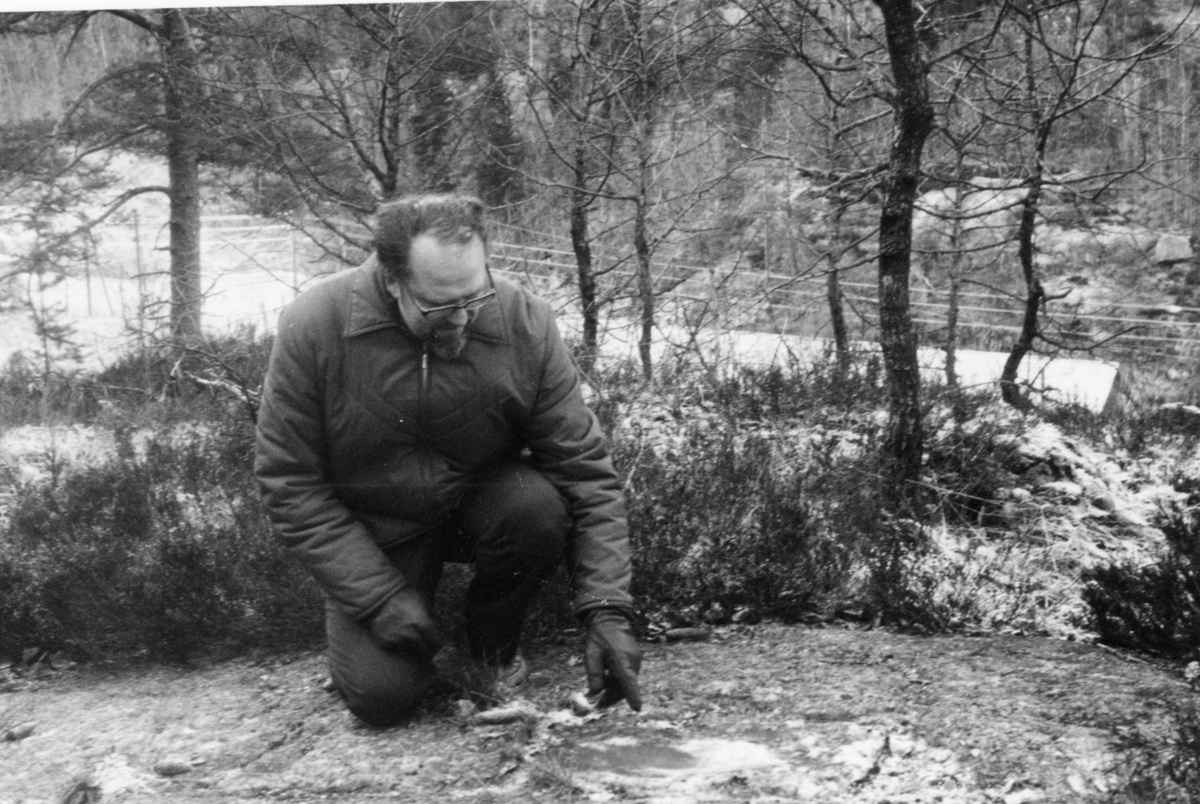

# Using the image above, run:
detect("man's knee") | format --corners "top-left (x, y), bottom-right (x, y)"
top-left (496, 465), bottom-right (571, 528)
top-left (335, 660), bottom-right (432, 727)
top-left (326, 602), bottom-right (434, 727)
top-left (461, 462), bottom-right (570, 561)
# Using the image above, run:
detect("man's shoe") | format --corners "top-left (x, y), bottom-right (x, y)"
top-left (467, 650), bottom-right (530, 707)
top-left (495, 650), bottom-right (530, 691)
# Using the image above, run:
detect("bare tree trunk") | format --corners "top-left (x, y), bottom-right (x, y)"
top-left (825, 202), bottom-right (850, 377)
top-left (570, 148), bottom-right (600, 375)
top-left (378, 11), bottom-right (405, 199)
top-left (411, 70), bottom-right (456, 193)
top-left (943, 171), bottom-right (967, 393)
top-left (635, 192), bottom-right (654, 379)
top-left (945, 275), bottom-right (960, 390)
top-left (1000, 31), bottom-right (1048, 410)
top-left (627, 0), bottom-right (655, 380)
top-left (162, 9), bottom-right (203, 347)
top-left (999, 172), bottom-right (1044, 409)
top-left (874, 0), bottom-right (934, 507)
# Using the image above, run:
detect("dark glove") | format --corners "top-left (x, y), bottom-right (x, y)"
top-left (584, 608), bottom-right (643, 711)
top-left (368, 589), bottom-right (446, 659)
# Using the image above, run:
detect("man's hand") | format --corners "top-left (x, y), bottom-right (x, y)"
top-left (584, 608), bottom-right (642, 711)
top-left (368, 589), bottom-right (446, 659)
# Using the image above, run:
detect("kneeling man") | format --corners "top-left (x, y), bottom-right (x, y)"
top-left (255, 194), bottom-right (640, 726)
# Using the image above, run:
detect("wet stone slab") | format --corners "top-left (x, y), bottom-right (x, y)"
top-left (572, 734), bottom-right (785, 777)
top-left (557, 723), bottom-right (937, 803)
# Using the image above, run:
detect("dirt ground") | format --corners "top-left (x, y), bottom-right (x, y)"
top-left (0, 623), bottom-right (1195, 804)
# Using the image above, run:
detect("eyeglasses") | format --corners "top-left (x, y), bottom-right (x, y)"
top-left (407, 268), bottom-right (496, 317)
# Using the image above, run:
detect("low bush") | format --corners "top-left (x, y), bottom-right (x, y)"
top-left (922, 399), bottom-right (1027, 529)
top-left (0, 328), bottom-right (274, 429)
top-left (1092, 397), bottom-right (1200, 457)
top-left (0, 339), bottom-right (1014, 662)
top-left (1113, 700), bottom-right (1200, 803)
top-left (0, 353), bottom-right (101, 425)
top-left (0, 421), bottom-right (321, 663)
top-left (1080, 505), bottom-right (1200, 658)
top-left (621, 426), bottom-right (848, 622)
top-left (607, 355), bottom-right (921, 628)
top-left (708, 355), bottom-right (886, 421)
top-left (1165, 703), bottom-right (1200, 800)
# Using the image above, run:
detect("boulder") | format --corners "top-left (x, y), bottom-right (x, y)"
top-left (1153, 233), bottom-right (1193, 264)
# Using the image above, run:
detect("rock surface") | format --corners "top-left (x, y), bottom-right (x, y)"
top-left (1154, 234), bottom-right (1194, 265)
top-left (0, 624), bottom-right (1194, 803)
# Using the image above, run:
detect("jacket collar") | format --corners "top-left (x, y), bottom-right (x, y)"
top-left (344, 255), bottom-right (510, 344)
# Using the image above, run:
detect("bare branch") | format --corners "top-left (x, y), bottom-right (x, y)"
top-left (52, 64), bottom-right (163, 138)
top-left (103, 9), bottom-right (162, 36)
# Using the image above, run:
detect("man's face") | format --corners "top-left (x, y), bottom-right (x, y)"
top-left (389, 233), bottom-right (491, 360)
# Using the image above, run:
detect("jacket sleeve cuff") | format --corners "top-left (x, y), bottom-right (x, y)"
top-left (353, 581), bottom-right (409, 624)
top-left (575, 600), bottom-right (635, 622)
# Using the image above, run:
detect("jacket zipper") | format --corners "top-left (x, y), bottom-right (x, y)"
top-left (421, 343), bottom-right (430, 400)
top-left (418, 341), bottom-right (432, 516)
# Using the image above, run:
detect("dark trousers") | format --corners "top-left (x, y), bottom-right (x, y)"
top-left (327, 460), bottom-right (571, 726)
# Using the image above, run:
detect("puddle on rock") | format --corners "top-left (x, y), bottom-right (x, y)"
top-left (573, 736), bottom-right (782, 778)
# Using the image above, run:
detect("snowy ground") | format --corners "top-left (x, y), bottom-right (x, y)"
top-left (0, 265), bottom-right (311, 374)
top-left (0, 263), bottom-right (1119, 413)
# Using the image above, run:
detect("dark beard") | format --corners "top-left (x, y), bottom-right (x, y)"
top-left (429, 326), bottom-right (468, 360)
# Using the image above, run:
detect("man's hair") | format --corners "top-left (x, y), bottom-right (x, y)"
top-left (373, 194), bottom-right (488, 282)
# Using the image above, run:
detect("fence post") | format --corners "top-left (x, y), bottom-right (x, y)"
top-left (133, 211), bottom-right (145, 351)
top-left (84, 241), bottom-right (91, 317)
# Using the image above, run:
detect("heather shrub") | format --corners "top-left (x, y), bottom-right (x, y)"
top-left (1113, 700), bottom-right (1200, 803)
top-left (0, 327), bottom-right (274, 430)
top-left (923, 398), bottom-right (1027, 529)
top-left (1080, 505), bottom-right (1200, 658)
top-left (1065, 382), bottom-right (1200, 655)
top-left (621, 426), bottom-right (847, 621)
top-left (0, 336), bottom-right (1016, 662)
top-left (0, 421), bottom-right (321, 663)
top-left (1164, 704), bottom-right (1200, 801)
top-left (0, 352), bottom-right (100, 425)
top-left (1093, 396), bottom-right (1200, 456)
top-left (607, 355), bottom-right (907, 627)
top-left (707, 352), bottom-right (886, 420)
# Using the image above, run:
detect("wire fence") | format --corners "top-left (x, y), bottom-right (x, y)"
top-left (7, 213), bottom-right (1197, 374)
top-left (486, 221), bottom-right (1200, 370)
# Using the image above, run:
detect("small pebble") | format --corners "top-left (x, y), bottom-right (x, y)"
top-left (3, 722), bottom-right (35, 742)
top-left (474, 700), bottom-right (540, 725)
top-left (153, 759), bottom-right (193, 777)
top-left (570, 692), bottom-right (595, 716)
top-left (889, 734), bottom-right (916, 757)
top-left (664, 627), bottom-right (713, 642)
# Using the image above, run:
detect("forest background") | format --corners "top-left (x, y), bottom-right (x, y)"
top-left (5, 3), bottom-right (1200, 791)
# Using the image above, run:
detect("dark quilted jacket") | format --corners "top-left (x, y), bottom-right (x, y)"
top-left (254, 257), bottom-right (633, 621)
